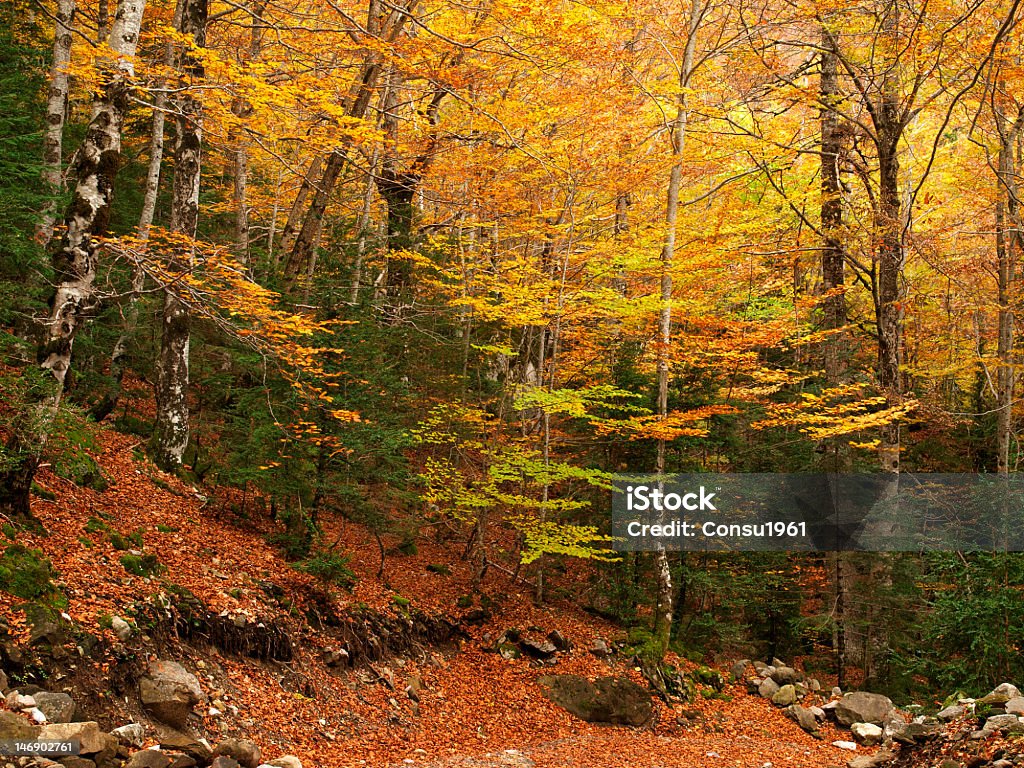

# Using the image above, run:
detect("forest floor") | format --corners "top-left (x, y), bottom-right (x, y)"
top-left (4, 422), bottom-right (876, 768)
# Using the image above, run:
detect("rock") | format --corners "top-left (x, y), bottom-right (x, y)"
top-left (752, 661), bottom-right (769, 675)
top-left (730, 660), bottom-right (750, 681)
top-left (125, 751), bottom-right (173, 768)
top-left (0, 669), bottom-right (7, 692)
top-left (832, 741), bottom-right (858, 751)
top-left (33, 693), bottom-right (75, 724)
top-left (29, 707), bottom-right (47, 724)
top-left (210, 759), bottom-right (240, 768)
top-left (538, 674), bottom-right (652, 727)
top-left (984, 713), bottom-right (1021, 732)
top-left (7, 692), bottom-right (36, 709)
top-left (213, 739), bottom-right (260, 768)
top-left (139, 660), bottom-right (203, 728)
top-left (784, 705), bottom-right (819, 736)
top-left (850, 722), bottom-right (883, 746)
top-left (992, 683), bottom-right (1021, 699)
top-left (546, 630), bottom-right (571, 652)
top-left (772, 685), bottom-right (798, 707)
top-left (497, 643), bottom-right (520, 660)
top-left (936, 704), bottom-right (965, 721)
top-left (809, 706), bottom-right (826, 721)
top-left (266, 758), bottom-right (302, 768)
top-left (405, 675), bottom-right (422, 703)
top-left (112, 724), bottom-right (146, 749)
top-left (519, 639), bottom-right (557, 660)
top-left (892, 721), bottom-right (942, 745)
top-left (169, 756), bottom-right (198, 768)
top-left (834, 692), bottom-right (895, 727)
top-left (588, 638), bottom-right (610, 658)
top-left (58, 758), bottom-right (96, 768)
top-left (770, 666), bottom-right (800, 685)
top-left (806, 678), bottom-right (821, 692)
top-left (158, 732), bottom-right (213, 764)
top-left (758, 678), bottom-right (780, 699)
top-left (832, 686), bottom-right (843, 697)
top-left (976, 691), bottom-right (1010, 711)
top-left (847, 751), bottom-right (895, 768)
top-left (0, 710), bottom-right (40, 740)
top-left (1005, 696), bottom-right (1024, 715)
top-left (111, 617), bottom-right (132, 642)
top-left (39, 723), bottom-right (105, 755)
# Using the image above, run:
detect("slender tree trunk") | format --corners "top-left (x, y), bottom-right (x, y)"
top-left (152, 0), bottom-right (207, 473)
top-left (36, 0), bottom-right (76, 246)
top-left (996, 107), bottom-right (1023, 475)
top-left (0, 0), bottom-right (145, 518)
top-left (350, 148), bottom-right (379, 304)
top-left (92, 1), bottom-right (183, 423)
top-left (653, 0), bottom-right (702, 659)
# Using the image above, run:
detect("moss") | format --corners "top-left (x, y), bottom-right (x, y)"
top-left (0, 544), bottom-right (66, 608)
top-left (120, 552), bottom-right (164, 577)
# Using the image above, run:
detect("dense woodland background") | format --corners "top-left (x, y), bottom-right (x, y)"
top-left (2, 0), bottom-right (1024, 704)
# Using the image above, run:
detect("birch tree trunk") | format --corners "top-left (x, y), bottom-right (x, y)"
top-left (652, 0), bottom-right (702, 659)
top-left (0, 0), bottom-right (145, 518)
top-left (36, 0), bottom-right (76, 246)
top-left (152, 0), bottom-right (207, 473)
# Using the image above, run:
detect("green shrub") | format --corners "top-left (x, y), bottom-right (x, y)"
top-left (294, 548), bottom-right (357, 591)
top-left (120, 553), bottom-right (164, 577)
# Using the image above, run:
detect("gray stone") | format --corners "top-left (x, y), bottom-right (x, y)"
top-left (809, 706), bottom-right (826, 721)
top-left (267, 759), bottom-right (302, 768)
top-left (984, 713), bottom-right (1021, 731)
top-left (832, 686), bottom-right (843, 698)
top-left (546, 630), bottom-right (571, 652)
top-left (1005, 696), bottom-right (1024, 715)
top-left (158, 731), bottom-right (213, 764)
top-left (772, 685), bottom-right (798, 707)
top-left (111, 724), bottom-right (146, 749)
top-left (111, 617), bottom-right (132, 642)
top-left (892, 721), bottom-right (941, 745)
top-left (784, 705), bottom-right (819, 736)
top-left (992, 683), bottom-right (1021, 699)
top-left (758, 678), bottom-right (780, 699)
top-left (57, 758), bottom-right (96, 768)
top-left (850, 722), bottom-right (883, 746)
top-left (124, 751), bottom-right (173, 768)
top-left (588, 638), bottom-right (610, 658)
top-left (936, 704), bottom-right (964, 721)
top-left (213, 739), bottom-right (260, 768)
top-left (806, 678), bottom-right (821, 692)
top-left (538, 674), bottom-right (652, 727)
top-left (769, 666), bottom-right (800, 685)
top-left (33, 693), bottom-right (75, 724)
top-left (210, 759), bottom-right (240, 768)
top-left (139, 660), bottom-right (202, 728)
top-left (730, 660), bottom-right (750, 681)
top-left (0, 711), bottom-right (40, 740)
top-left (38, 723), bottom-right (105, 755)
top-left (834, 692), bottom-right (895, 727)
top-left (752, 661), bottom-right (769, 675)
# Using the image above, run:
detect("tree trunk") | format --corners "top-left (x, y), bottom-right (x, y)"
top-left (995, 107), bottom-right (1023, 475)
top-left (92, 1), bottom-right (183, 423)
top-left (36, 0), bottom-right (76, 246)
top-left (652, 0), bottom-right (702, 660)
top-left (0, 0), bottom-right (146, 518)
top-left (152, 0), bottom-right (207, 473)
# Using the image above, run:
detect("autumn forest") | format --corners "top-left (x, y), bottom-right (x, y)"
top-left (2, 0), bottom-right (1024, 764)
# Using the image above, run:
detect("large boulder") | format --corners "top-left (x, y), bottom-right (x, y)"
top-left (158, 730), bottom-right (214, 764)
top-left (834, 692), bottom-right (895, 727)
top-left (772, 685), bottom-right (798, 707)
top-left (266, 759), bottom-right (302, 768)
top-left (538, 675), bottom-right (652, 727)
top-left (0, 710), bottom-right (40, 740)
top-left (34, 692), bottom-right (75, 724)
top-left (140, 660), bottom-right (203, 728)
top-left (770, 666), bottom-right (800, 685)
top-left (39, 722), bottom-right (106, 755)
top-left (784, 705), bottom-right (819, 736)
top-left (758, 678), bottom-right (780, 699)
top-left (213, 739), bottom-right (261, 768)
